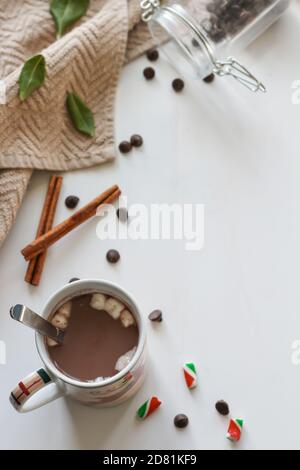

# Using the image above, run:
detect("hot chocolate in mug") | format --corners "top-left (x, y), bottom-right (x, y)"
top-left (9, 279), bottom-right (147, 413)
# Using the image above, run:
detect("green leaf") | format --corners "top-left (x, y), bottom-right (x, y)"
top-left (66, 91), bottom-right (95, 137)
top-left (19, 55), bottom-right (46, 102)
top-left (50, 0), bottom-right (90, 37)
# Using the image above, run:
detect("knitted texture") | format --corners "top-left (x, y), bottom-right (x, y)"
top-left (0, 0), bottom-right (156, 246)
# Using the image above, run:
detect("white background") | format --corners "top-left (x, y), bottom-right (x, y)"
top-left (0, 2), bottom-right (300, 451)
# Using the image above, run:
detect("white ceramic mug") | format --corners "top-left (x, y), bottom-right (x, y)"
top-left (10, 279), bottom-right (147, 413)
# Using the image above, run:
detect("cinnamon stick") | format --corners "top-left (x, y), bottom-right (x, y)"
top-left (31, 177), bottom-right (63, 286)
top-left (21, 185), bottom-right (121, 261)
top-left (25, 176), bottom-right (62, 284)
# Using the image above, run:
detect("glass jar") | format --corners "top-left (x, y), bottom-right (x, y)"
top-left (141, 0), bottom-right (291, 92)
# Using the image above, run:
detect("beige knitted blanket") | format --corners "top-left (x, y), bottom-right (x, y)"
top-left (0, 0), bottom-right (156, 247)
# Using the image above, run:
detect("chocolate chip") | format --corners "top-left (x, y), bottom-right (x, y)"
top-left (215, 400), bottom-right (230, 416)
top-left (148, 310), bottom-right (163, 322)
top-left (192, 38), bottom-right (200, 47)
top-left (203, 73), bottom-right (215, 84)
top-left (130, 134), bottom-right (143, 148)
top-left (106, 249), bottom-right (120, 264)
top-left (69, 277), bottom-right (80, 283)
top-left (172, 78), bottom-right (185, 92)
top-left (147, 49), bottom-right (159, 62)
top-left (65, 195), bottom-right (79, 209)
top-left (143, 67), bottom-right (155, 80)
top-left (119, 141), bottom-right (132, 154)
top-left (116, 207), bottom-right (128, 222)
top-left (174, 414), bottom-right (189, 428)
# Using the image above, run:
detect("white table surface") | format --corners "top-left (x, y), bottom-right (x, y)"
top-left (1, 3), bottom-right (300, 451)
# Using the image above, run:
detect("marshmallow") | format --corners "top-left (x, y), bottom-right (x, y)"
top-left (90, 293), bottom-right (107, 311)
top-left (88, 377), bottom-right (104, 384)
top-left (120, 309), bottom-right (136, 328)
top-left (57, 300), bottom-right (72, 319)
top-left (46, 337), bottom-right (59, 347)
top-left (105, 298), bottom-right (125, 320)
top-left (51, 313), bottom-right (68, 330)
top-left (115, 347), bottom-right (137, 372)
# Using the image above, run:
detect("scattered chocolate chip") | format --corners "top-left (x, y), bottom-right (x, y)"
top-left (119, 141), bottom-right (132, 154)
top-left (172, 78), bottom-right (185, 93)
top-left (106, 249), bottom-right (120, 264)
top-left (116, 207), bottom-right (128, 222)
top-left (192, 38), bottom-right (200, 47)
top-left (203, 73), bottom-right (215, 84)
top-left (65, 195), bottom-right (79, 209)
top-left (215, 400), bottom-right (230, 416)
top-left (69, 277), bottom-right (80, 283)
top-left (147, 49), bottom-right (159, 62)
top-left (174, 414), bottom-right (189, 428)
top-left (148, 310), bottom-right (163, 322)
top-left (143, 67), bottom-right (155, 80)
top-left (130, 134), bottom-right (143, 148)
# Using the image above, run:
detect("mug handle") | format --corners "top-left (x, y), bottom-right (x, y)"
top-left (10, 368), bottom-right (65, 413)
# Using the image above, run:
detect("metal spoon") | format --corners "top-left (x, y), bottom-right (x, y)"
top-left (10, 304), bottom-right (65, 344)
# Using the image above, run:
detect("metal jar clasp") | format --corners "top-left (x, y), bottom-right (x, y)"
top-left (213, 58), bottom-right (266, 93)
top-left (140, 0), bottom-right (161, 22)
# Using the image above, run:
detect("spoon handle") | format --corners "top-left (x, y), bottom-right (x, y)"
top-left (10, 305), bottom-right (65, 344)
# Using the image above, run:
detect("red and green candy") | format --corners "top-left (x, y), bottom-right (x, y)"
top-left (227, 418), bottom-right (243, 442)
top-left (137, 396), bottom-right (162, 419)
top-left (183, 362), bottom-right (197, 389)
